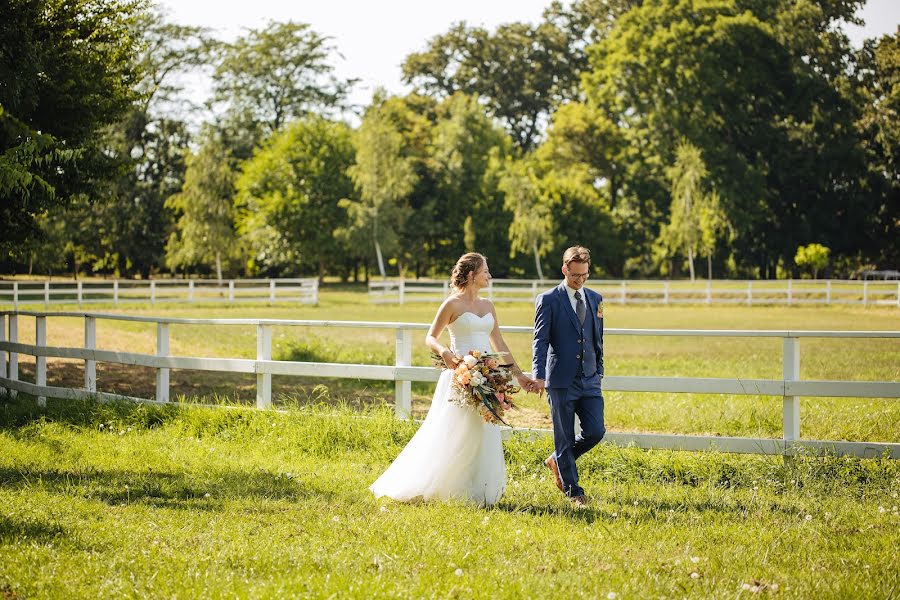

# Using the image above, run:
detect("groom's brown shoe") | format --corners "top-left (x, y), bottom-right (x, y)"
top-left (570, 495), bottom-right (588, 509)
top-left (545, 454), bottom-right (565, 493)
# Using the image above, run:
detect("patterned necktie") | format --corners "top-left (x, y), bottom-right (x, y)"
top-left (575, 290), bottom-right (586, 324)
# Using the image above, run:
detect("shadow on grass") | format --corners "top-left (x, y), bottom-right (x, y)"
top-left (0, 514), bottom-right (67, 544)
top-left (0, 465), bottom-right (335, 510)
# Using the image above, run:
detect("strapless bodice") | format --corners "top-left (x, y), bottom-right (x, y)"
top-left (448, 312), bottom-right (494, 355)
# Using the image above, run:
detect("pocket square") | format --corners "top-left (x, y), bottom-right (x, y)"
top-left (596, 301), bottom-right (604, 319)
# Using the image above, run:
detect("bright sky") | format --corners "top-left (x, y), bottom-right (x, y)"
top-left (158, 0), bottom-right (899, 121)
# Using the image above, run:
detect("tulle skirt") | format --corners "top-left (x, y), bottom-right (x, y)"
top-left (370, 370), bottom-right (506, 506)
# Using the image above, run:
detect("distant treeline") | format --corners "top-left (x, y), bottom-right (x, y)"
top-left (1, 0), bottom-right (897, 280)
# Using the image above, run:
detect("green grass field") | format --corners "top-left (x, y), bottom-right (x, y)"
top-left (5, 286), bottom-right (900, 440)
top-left (1, 397), bottom-right (898, 598)
top-left (2, 288), bottom-right (899, 597)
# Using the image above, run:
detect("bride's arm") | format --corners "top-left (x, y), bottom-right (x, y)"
top-left (486, 302), bottom-right (531, 387)
top-left (426, 299), bottom-right (459, 369)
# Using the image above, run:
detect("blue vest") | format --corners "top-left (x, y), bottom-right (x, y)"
top-left (577, 301), bottom-right (597, 378)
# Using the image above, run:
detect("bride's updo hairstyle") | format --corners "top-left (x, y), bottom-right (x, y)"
top-left (450, 252), bottom-right (486, 292)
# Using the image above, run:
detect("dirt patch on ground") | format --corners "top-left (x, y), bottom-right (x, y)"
top-left (11, 357), bottom-right (551, 428)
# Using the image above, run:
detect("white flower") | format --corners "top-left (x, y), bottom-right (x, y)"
top-left (454, 568), bottom-right (463, 576)
top-left (741, 583), bottom-right (751, 590)
top-left (470, 371), bottom-right (485, 385)
top-left (332, 516), bottom-right (340, 522)
top-left (690, 572), bottom-right (700, 579)
top-left (878, 506), bottom-right (886, 513)
top-left (380, 506), bottom-right (387, 513)
top-left (607, 593), bottom-right (617, 599)
top-left (750, 585), bottom-right (759, 592)
top-left (463, 355), bottom-right (479, 368)
top-left (805, 514), bottom-right (812, 521)
top-left (690, 556), bottom-right (700, 564)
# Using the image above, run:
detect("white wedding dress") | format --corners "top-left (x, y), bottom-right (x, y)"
top-left (370, 312), bottom-right (507, 506)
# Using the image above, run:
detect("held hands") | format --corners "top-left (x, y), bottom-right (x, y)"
top-left (514, 373), bottom-right (545, 396)
top-left (527, 378), bottom-right (546, 396)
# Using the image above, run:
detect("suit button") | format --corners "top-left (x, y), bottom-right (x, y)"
top-left (576, 354), bottom-right (581, 359)
top-left (578, 339), bottom-right (583, 343)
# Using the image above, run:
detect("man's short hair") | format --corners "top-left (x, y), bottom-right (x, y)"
top-left (562, 246), bottom-right (591, 267)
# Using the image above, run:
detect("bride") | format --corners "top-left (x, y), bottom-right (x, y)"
top-left (370, 252), bottom-right (533, 506)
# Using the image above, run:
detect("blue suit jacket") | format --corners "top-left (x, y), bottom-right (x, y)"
top-left (532, 283), bottom-right (604, 389)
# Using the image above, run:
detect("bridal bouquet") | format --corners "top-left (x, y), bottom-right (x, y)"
top-left (432, 350), bottom-right (519, 426)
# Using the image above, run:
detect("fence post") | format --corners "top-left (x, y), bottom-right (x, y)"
top-left (84, 316), bottom-right (96, 393)
top-left (863, 280), bottom-right (868, 308)
top-left (7, 314), bottom-right (17, 398)
top-left (269, 280), bottom-right (276, 302)
top-left (620, 281), bottom-right (627, 305)
top-left (782, 337), bottom-right (801, 456)
top-left (444, 281), bottom-right (451, 297)
top-left (155, 322), bottom-right (169, 403)
top-left (77, 281), bottom-right (83, 307)
top-left (896, 281), bottom-right (900, 309)
top-left (705, 280), bottom-right (712, 305)
top-left (786, 279), bottom-right (792, 306)
top-left (0, 314), bottom-right (6, 396)
top-left (747, 281), bottom-right (753, 306)
top-left (35, 315), bottom-right (47, 407)
top-left (488, 280), bottom-right (494, 301)
top-left (150, 280), bottom-right (156, 306)
top-left (188, 280), bottom-right (195, 302)
top-left (44, 281), bottom-right (50, 307)
top-left (531, 281), bottom-right (538, 302)
top-left (394, 328), bottom-right (413, 419)
top-left (229, 280), bottom-right (235, 303)
top-left (826, 280), bottom-right (832, 305)
top-left (664, 281), bottom-right (670, 305)
top-left (12, 283), bottom-right (18, 310)
top-left (256, 324), bottom-right (272, 409)
top-left (113, 280), bottom-right (119, 305)
top-left (398, 280), bottom-right (405, 305)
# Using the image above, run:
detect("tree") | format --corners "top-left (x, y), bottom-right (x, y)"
top-left (1, 0), bottom-right (144, 258)
top-left (498, 158), bottom-right (554, 279)
top-left (402, 21), bottom-right (580, 151)
top-left (166, 133), bottom-right (239, 281)
top-left (581, 0), bottom-right (875, 277)
top-left (854, 30), bottom-right (900, 268)
top-left (697, 190), bottom-right (732, 280)
top-left (211, 21), bottom-right (353, 158)
top-left (341, 105), bottom-right (417, 278)
top-left (236, 117), bottom-right (355, 278)
top-left (426, 94), bottom-right (514, 273)
top-left (795, 244), bottom-right (830, 279)
top-left (660, 141), bottom-right (721, 281)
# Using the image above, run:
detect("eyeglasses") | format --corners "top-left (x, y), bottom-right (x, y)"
top-left (569, 272), bottom-right (589, 280)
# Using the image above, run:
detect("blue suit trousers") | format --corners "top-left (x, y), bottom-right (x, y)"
top-left (548, 373), bottom-right (605, 497)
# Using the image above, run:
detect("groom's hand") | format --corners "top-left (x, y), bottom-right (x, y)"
top-left (531, 378), bottom-right (545, 396)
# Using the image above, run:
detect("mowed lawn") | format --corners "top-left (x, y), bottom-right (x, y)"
top-left (1, 397), bottom-right (898, 598)
top-left (5, 286), bottom-right (900, 442)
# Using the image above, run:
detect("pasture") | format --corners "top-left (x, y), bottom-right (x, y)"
top-left (1, 287), bottom-right (899, 597)
top-left (5, 286), bottom-right (900, 441)
top-left (1, 397), bottom-right (898, 598)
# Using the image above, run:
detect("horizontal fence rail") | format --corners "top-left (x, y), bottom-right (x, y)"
top-left (369, 278), bottom-right (900, 308)
top-left (1, 310), bottom-right (898, 459)
top-left (0, 278), bottom-right (319, 308)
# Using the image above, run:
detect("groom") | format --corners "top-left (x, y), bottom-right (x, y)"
top-left (531, 246), bottom-right (605, 507)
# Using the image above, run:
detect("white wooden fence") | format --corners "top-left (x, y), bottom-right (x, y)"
top-left (1, 310), bottom-right (898, 459)
top-left (0, 278), bottom-right (319, 308)
top-left (370, 278), bottom-right (900, 307)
